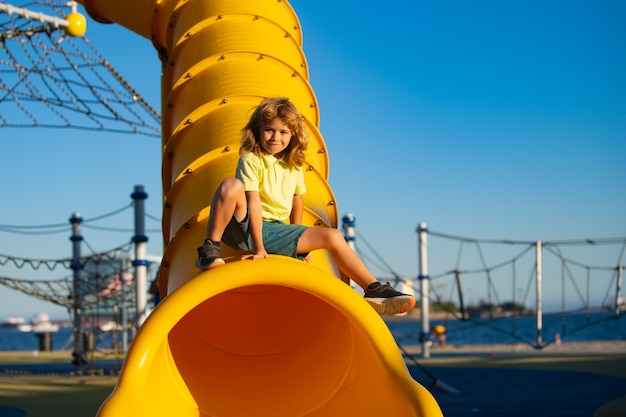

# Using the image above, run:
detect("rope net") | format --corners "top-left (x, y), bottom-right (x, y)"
top-left (0, 242), bottom-right (161, 364)
top-left (355, 228), bottom-right (626, 348)
top-left (0, 202), bottom-right (163, 365)
top-left (0, 0), bottom-right (161, 137)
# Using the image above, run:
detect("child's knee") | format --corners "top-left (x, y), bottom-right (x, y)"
top-left (219, 178), bottom-right (244, 195)
top-left (221, 177), bottom-right (242, 188)
top-left (326, 228), bottom-right (345, 245)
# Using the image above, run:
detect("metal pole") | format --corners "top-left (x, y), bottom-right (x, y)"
top-left (131, 185), bottom-right (149, 328)
top-left (121, 259), bottom-right (130, 352)
top-left (69, 212), bottom-right (85, 366)
top-left (417, 222), bottom-right (431, 358)
top-left (0, 3), bottom-right (72, 29)
top-left (615, 265), bottom-right (623, 316)
top-left (535, 240), bottom-right (543, 347)
top-left (454, 270), bottom-right (466, 320)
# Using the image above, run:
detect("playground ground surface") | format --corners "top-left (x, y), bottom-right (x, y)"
top-left (0, 341), bottom-right (625, 417)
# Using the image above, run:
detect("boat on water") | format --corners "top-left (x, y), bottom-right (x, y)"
top-left (15, 313), bottom-right (60, 333)
top-left (0, 317), bottom-right (26, 329)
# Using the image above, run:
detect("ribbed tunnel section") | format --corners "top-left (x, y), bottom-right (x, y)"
top-left (156, 0), bottom-right (338, 293)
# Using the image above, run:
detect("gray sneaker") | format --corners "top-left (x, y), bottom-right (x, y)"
top-left (363, 283), bottom-right (416, 315)
top-left (195, 241), bottom-right (225, 270)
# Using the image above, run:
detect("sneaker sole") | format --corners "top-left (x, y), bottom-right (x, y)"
top-left (365, 296), bottom-right (416, 315)
top-left (195, 258), bottom-right (226, 271)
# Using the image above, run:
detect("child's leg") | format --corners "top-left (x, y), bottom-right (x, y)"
top-left (296, 227), bottom-right (377, 289)
top-left (197, 178), bottom-right (247, 270)
top-left (205, 178), bottom-right (247, 242)
top-left (297, 227), bottom-right (416, 314)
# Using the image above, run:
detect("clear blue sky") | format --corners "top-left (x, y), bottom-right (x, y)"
top-left (1, 0), bottom-right (625, 320)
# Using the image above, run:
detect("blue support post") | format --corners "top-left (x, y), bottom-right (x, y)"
top-left (131, 185), bottom-right (149, 328)
top-left (342, 213), bottom-right (356, 251)
top-left (70, 212), bottom-right (85, 366)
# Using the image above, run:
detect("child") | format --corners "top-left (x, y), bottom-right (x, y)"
top-left (196, 97), bottom-right (415, 315)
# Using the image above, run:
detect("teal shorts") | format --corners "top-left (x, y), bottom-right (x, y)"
top-left (222, 214), bottom-right (309, 259)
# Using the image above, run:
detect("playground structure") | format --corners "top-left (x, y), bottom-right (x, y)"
top-left (0, 185), bottom-right (162, 363)
top-left (68, 0), bottom-right (443, 416)
top-left (3, 1), bottom-right (623, 415)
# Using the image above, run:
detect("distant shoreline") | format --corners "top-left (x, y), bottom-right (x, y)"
top-left (401, 339), bottom-right (626, 355)
top-left (384, 309), bottom-right (624, 322)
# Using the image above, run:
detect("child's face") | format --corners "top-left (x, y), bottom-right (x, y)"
top-left (260, 118), bottom-right (292, 156)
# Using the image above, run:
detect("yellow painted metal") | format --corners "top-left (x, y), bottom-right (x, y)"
top-left (73, 0), bottom-right (443, 415)
top-left (97, 258), bottom-right (442, 417)
top-left (165, 13), bottom-right (308, 88)
top-left (162, 0), bottom-right (303, 49)
top-left (64, 12), bottom-right (87, 37)
top-left (80, 0), bottom-right (154, 37)
top-left (162, 52), bottom-right (319, 135)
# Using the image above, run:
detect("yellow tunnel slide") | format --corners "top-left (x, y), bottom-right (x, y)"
top-left (77, 0), bottom-right (443, 415)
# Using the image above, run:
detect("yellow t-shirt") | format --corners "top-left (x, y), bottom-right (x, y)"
top-left (236, 153), bottom-right (307, 222)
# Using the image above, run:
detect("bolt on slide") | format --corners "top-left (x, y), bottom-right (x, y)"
top-left (75, 0), bottom-right (443, 415)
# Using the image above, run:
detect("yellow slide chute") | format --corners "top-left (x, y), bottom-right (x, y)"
top-left (77, 0), bottom-right (443, 415)
top-left (97, 257), bottom-right (441, 416)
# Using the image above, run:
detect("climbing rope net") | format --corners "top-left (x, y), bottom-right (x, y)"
top-left (0, 0), bottom-right (161, 137)
top-left (0, 202), bottom-right (162, 361)
top-left (355, 228), bottom-right (626, 348)
top-left (0, 242), bottom-right (136, 311)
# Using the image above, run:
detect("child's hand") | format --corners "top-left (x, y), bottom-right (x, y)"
top-left (252, 250), bottom-right (269, 260)
top-left (241, 249), bottom-right (268, 261)
top-left (302, 254), bottom-right (312, 263)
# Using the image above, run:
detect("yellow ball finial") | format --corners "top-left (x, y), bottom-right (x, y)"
top-left (65, 12), bottom-right (87, 37)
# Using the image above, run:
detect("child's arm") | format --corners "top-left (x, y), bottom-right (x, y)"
top-left (246, 190), bottom-right (268, 259)
top-left (290, 194), bottom-right (304, 225)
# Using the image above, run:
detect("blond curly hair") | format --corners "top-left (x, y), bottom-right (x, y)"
top-left (240, 97), bottom-right (309, 168)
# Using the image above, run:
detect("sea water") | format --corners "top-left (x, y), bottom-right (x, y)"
top-left (0, 311), bottom-right (624, 351)
top-left (0, 326), bottom-right (124, 351)
top-left (387, 311), bottom-right (626, 346)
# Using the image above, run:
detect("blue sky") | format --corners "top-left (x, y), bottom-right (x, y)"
top-left (1, 0), bottom-right (625, 320)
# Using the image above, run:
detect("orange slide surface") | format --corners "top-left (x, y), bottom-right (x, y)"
top-left (76, 0), bottom-right (443, 415)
